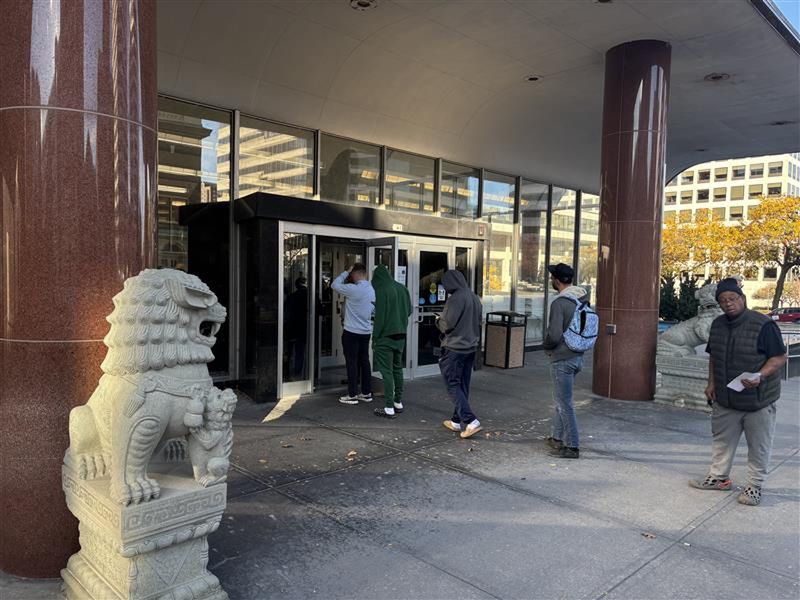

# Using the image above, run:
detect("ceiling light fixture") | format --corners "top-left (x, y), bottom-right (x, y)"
top-left (350, 0), bottom-right (378, 10)
top-left (704, 72), bottom-right (730, 82)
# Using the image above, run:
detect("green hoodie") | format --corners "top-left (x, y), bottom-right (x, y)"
top-left (372, 264), bottom-right (412, 342)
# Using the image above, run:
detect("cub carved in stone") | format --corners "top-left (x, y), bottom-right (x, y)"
top-left (185, 386), bottom-right (238, 487)
top-left (657, 283), bottom-right (723, 357)
top-left (65, 269), bottom-right (234, 505)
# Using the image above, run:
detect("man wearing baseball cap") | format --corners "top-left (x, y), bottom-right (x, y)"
top-left (690, 277), bottom-right (787, 506)
top-left (542, 262), bottom-right (588, 459)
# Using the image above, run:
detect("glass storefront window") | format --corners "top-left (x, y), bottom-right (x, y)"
top-left (440, 161), bottom-right (479, 219)
top-left (283, 233), bottom-right (311, 383)
top-left (549, 187), bottom-right (577, 268)
top-left (320, 134), bottom-right (380, 206)
top-left (239, 116), bottom-right (314, 198)
top-left (517, 181), bottom-right (549, 344)
top-left (578, 193), bottom-right (600, 305)
top-left (157, 97), bottom-right (231, 270)
top-left (481, 172), bottom-right (515, 313)
top-left (157, 97), bottom-right (232, 376)
top-left (385, 149), bottom-right (435, 213)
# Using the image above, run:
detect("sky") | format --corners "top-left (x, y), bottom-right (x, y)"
top-left (773, 0), bottom-right (800, 31)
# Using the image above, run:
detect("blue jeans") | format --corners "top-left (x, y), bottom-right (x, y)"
top-left (550, 355), bottom-right (583, 448)
top-left (439, 349), bottom-right (477, 425)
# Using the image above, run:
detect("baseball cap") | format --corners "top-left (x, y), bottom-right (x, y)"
top-left (547, 263), bottom-right (574, 282)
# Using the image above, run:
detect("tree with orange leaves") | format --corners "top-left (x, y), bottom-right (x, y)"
top-left (733, 196), bottom-right (800, 310)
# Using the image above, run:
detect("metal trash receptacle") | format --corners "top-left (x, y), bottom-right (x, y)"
top-left (484, 311), bottom-right (527, 369)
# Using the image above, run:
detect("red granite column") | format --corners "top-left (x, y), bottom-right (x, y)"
top-left (593, 40), bottom-right (671, 401)
top-left (0, 0), bottom-right (156, 577)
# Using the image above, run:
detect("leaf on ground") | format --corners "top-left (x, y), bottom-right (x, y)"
top-left (258, 459), bottom-right (267, 464)
top-left (641, 532), bottom-right (656, 540)
top-left (300, 437), bottom-right (313, 441)
top-left (280, 443), bottom-right (294, 448)
top-left (346, 450), bottom-right (358, 461)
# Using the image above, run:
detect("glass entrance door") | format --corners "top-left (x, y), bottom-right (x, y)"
top-left (411, 245), bottom-right (450, 378)
top-left (316, 238), bottom-right (364, 386)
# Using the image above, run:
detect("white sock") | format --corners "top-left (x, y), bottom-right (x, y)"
top-left (384, 407), bottom-right (395, 415)
top-left (394, 402), bottom-right (404, 409)
top-left (468, 419), bottom-right (481, 429)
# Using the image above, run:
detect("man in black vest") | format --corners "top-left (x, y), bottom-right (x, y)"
top-left (690, 278), bottom-right (787, 506)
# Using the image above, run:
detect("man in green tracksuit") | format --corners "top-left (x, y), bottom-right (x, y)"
top-left (371, 264), bottom-right (412, 419)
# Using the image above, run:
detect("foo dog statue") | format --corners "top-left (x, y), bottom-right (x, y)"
top-left (657, 283), bottom-right (722, 357)
top-left (64, 268), bottom-right (235, 505)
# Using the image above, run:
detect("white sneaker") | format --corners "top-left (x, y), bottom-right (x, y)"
top-left (339, 395), bottom-right (359, 405)
top-left (358, 393), bottom-right (374, 403)
top-left (460, 420), bottom-right (482, 439)
top-left (394, 402), bottom-right (404, 414)
top-left (442, 420), bottom-right (462, 432)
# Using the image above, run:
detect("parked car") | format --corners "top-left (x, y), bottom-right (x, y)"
top-left (768, 307), bottom-right (800, 323)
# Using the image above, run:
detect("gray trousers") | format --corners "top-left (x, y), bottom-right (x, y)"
top-left (709, 401), bottom-right (777, 487)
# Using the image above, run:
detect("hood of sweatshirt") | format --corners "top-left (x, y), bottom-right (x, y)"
top-left (372, 264), bottom-right (393, 292)
top-left (442, 269), bottom-right (468, 293)
top-left (558, 285), bottom-right (588, 300)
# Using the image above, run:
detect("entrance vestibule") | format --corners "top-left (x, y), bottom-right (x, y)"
top-left (279, 224), bottom-right (477, 400)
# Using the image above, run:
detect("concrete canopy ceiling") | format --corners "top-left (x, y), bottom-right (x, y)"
top-left (157, 0), bottom-right (800, 193)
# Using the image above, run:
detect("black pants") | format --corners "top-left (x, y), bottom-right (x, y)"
top-left (342, 330), bottom-right (372, 397)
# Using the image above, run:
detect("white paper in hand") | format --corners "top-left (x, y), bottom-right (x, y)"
top-left (727, 372), bottom-right (761, 392)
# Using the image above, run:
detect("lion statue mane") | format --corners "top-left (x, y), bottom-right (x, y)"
top-left (65, 268), bottom-right (235, 506)
top-left (657, 282), bottom-right (723, 357)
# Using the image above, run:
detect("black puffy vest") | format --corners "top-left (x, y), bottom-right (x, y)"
top-left (707, 310), bottom-right (781, 411)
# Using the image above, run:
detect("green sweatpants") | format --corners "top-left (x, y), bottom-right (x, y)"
top-left (373, 338), bottom-right (406, 408)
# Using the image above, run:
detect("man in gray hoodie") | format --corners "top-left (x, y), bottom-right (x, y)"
top-left (543, 263), bottom-right (587, 459)
top-left (437, 269), bottom-right (483, 439)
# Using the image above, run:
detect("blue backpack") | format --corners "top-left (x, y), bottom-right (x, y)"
top-left (562, 297), bottom-right (599, 353)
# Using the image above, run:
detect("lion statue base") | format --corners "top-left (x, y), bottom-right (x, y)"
top-left (61, 269), bottom-right (235, 600)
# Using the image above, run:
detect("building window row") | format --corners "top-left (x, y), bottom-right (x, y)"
top-left (156, 95), bottom-right (600, 351)
top-left (667, 183), bottom-right (782, 204)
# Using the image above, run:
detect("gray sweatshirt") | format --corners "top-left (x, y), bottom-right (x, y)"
top-left (436, 270), bottom-right (482, 353)
top-left (331, 271), bottom-right (375, 335)
top-left (543, 286), bottom-right (587, 362)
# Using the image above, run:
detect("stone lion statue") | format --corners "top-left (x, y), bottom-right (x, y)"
top-left (65, 269), bottom-right (234, 505)
top-left (657, 282), bottom-right (723, 357)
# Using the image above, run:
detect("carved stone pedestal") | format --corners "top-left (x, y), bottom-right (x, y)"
top-left (654, 355), bottom-right (711, 412)
top-left (61, 463), bottom-right (228, 600)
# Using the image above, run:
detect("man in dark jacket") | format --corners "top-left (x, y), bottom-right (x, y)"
top-left (371, 265), bottom-right (412, 419)
top-left (542, 263), bottom-right (587, 459)
top-left (437, 270), bottom-right (483, 439)
top-left (690, 278), bottom-right (787, 506)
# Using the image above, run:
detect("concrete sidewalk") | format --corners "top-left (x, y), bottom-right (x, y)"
top-left (3, 353), bottom-right (799, 599)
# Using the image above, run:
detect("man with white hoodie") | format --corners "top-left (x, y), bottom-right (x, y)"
top-left (542, 263), bottom-right (588, 459)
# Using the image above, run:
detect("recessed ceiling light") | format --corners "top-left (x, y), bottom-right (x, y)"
top-left (350, 0), bottom-right (377, 10)
top-left (526, 76), bottom-right (541, 82)
top-left (704, 72), bottom-right (730, 82)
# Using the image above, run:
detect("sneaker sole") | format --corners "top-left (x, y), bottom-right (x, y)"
top-left (688, 480), bottom-right (732, 491)
top-left (339, 399), bottom-right (359, 405)
top-left (460, 426), bottom-right (482, 439)
top-left (359, 397), bottom-right (374, 403)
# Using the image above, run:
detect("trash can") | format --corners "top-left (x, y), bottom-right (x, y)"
top-left (484, 311), bottom-right (528, 369)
